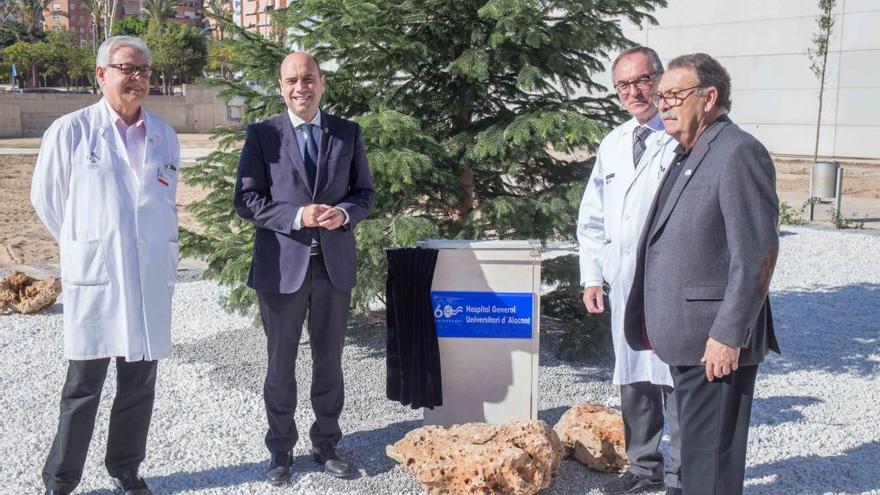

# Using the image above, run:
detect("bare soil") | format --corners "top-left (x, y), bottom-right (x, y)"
top-left (2, 144), bottom-right (879, 273)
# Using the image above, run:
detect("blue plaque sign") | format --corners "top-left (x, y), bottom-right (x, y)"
top-left (431, 291), bottom-right (534, 339)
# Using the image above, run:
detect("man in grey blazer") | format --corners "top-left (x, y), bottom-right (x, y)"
top-left (624, 53), bottom-right (779, 494)
top-left (234, 52), bottom-right (375, 485)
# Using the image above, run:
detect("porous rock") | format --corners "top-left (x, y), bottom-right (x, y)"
top-left (553, 403), bottom-right (628, 473)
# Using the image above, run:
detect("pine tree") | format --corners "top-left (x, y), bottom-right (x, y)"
top-left (183, 0), bottom-right (666, 318)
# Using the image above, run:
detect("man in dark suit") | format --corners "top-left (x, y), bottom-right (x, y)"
top-left (624, 53), bottom-right (779, 495)
top-left (234, 52), bottom-right (375, 485)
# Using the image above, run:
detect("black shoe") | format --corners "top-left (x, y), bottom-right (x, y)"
top-left (666, 488), bottom-right (682, 495)
top-left (600, 471), bottom-right (664, 495)
top-left (111, 469), bottom-right (152, 495)
top-left (311, 443), bottom-right (351, 478)
top-left (265, 451), bottom-right (293, 486)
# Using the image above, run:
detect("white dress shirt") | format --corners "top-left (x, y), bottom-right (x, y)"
top-left (287, 109), bottom-right (349, 230)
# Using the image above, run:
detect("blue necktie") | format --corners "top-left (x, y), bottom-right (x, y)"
top-left (301, 123), bottom-right (318, 189)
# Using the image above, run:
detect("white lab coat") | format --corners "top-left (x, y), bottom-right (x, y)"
top-left (31, 100), bottom-right (180, 361)
top-left (577, 114), bottom-right (678, 386)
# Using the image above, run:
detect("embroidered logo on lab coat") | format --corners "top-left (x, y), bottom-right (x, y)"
top-left (87, 151), bottom-right (100, 169)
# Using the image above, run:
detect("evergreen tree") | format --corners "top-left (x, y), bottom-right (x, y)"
top-left (185, 0), bottom-right (665, 318)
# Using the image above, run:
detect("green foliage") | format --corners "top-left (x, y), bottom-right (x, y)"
top-left (15, 0), bottom-right (52, 41)
top-left (142, 0), bottom-right (180, 23)
top-left (0, 20), bottom-right (28, 48)
top-left (1, 30), bottom-right (93, 88)
top-left (113, 16), bottom-right (149, 37)
top-left (808, 0), bottom-right (836, 80)
top-left (830, 208), bottom-right (865, 230)
top-left (807, 0), bottom-right (836, 164)
top-left (143, 22), bottom-right (208, 93)
top-left (185, 0), bottom-right (666, 318)
top-left (541, 254), bottom-right (612, 361)
top-left (779, 200), bottom-right (807, 225)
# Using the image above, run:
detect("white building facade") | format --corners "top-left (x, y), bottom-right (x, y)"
top-left (598, 0), bottom-right (880, 160)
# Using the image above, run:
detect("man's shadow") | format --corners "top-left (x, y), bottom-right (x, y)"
top-left (82, 419), bottom-right (421, 494)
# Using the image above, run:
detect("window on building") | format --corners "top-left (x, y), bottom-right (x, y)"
top-left (52, 3), bottom-right (60, 10)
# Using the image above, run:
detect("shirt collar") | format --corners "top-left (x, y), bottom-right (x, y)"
top-left (102, 98), bottom-right (144, 130)
top-left (288, 108), bottom-right (322, 129)
top-left (629, 112), bottom-right (663, 134)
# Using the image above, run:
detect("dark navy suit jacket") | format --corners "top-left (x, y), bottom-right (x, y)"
top-left (234, 111), bottom-right (375, 293)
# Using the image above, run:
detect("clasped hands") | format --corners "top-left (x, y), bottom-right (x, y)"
top-left (302, 204), bottom-right (345, 230)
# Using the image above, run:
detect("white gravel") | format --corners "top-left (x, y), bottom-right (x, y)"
top-left (1, 225), bottom-right (879, 494)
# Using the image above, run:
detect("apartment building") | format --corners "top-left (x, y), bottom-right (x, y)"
top-left (41, 0), bottom-right (97, 44)
top-left (234, 0), bottom-right (285, 41)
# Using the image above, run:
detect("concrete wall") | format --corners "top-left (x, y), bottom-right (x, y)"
top-left (589, 0), bottom-right (880, 160)
top-left (0, 84), bottom-right (243, 138)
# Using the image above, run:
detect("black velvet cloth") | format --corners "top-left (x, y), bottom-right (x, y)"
top-left (385, 248), bottom-right (443, 409)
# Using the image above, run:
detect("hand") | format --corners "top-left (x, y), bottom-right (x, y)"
top-left (301, 204), bottom-right (331, 228)
top-left (582, 286), bottom-right (605, 313)
top-left (701, 337), bottom-right (741, 381)
top-left (317, 207), bottom-right (345, 230)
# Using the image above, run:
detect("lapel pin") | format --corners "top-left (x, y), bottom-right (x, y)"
top-left (684, 169), bottom-right (693, 176)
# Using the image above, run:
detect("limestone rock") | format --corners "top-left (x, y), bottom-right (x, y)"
top-left (553, 404), bottom-right (628, 473)
top-left (0, 272), bottom-right (61, 314)
top-left (387, 420), bottom-right (565, 495)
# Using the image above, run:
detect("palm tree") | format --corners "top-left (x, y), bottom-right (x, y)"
top-left (78, 0), bottom-right (106, 42)
top-left (142, 0), bottom-right (179, 24)
top-left (15, 0), bottom-right (51, 42)
top-left (202, 0), bottom-right (230, 40)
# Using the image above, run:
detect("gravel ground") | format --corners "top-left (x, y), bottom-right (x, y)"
top-left (1, 225), bottom-right (879, 494)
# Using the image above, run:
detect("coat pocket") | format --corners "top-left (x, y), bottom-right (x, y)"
top-left (682, 285), bottom-right (726, 301)
top-left (168, 241), bottom-right (180, 287)
top-left (61, 239), bottom-right (110, 286)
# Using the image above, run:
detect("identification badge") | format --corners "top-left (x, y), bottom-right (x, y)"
top-left (157, 163), bottom-right (177, 186)
top-left (605, 173), bottom-right (615, 183)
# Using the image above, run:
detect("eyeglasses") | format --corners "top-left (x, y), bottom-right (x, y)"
top-left (651, 85), bottom-right (703, 107)
top-left (105, 64), bottom-right (153, 78)
top-left (614, 71), bottom-right (661, 94)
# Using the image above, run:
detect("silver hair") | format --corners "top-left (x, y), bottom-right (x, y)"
top-left (96, 36), bottom-right (152, 67)
top-left (668, 53), bottom-right (732, 111)
top-left (612, 46), bottom-right (664, 74)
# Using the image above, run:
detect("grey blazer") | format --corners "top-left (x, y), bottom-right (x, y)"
top-left (623, 115), bottom-right (780, 366)
top-left (234, 112), bottom-right (375, 293)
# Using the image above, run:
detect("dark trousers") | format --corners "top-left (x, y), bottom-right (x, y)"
top-left (671, 364), bottom-right (758, 495)
top-left (621, 382), bottom-right (681, 488)
top-left (257, 254), bottom-right (351, 454)
top-left (43, 358), bottom-right (157, 493)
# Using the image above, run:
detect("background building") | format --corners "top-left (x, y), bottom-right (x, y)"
top-left (592, 0), bottom-right (880, 161)
top-left (42, 0), bottom-right (97, 44)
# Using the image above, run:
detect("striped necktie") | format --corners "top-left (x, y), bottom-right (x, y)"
top-left (632, 125), bottom-right (652, 167)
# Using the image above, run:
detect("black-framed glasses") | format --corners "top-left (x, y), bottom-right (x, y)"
top-left (651, 84), bottom-right (703, 107)
top-left (105, 64), bottom-right (153, 78)
top-left (614, 71), bottom-right (661, 94)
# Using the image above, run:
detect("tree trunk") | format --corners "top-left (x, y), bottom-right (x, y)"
top-left (452, 89), bottom-right (475, 222)
top-left (812, 36), bottom-right (830, 164)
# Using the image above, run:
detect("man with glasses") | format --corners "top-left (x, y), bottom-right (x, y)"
top-left (577, 46), bottom-right (681, 495)
top-left (624, 53), bottom-right (779, 495)
top-left (32, 35), bottom-right (179, 495)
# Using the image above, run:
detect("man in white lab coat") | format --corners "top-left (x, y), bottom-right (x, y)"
top-left (31, 36), bottom-right (179, 495)
top-left (577, 47), bottom-right (681, 495)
